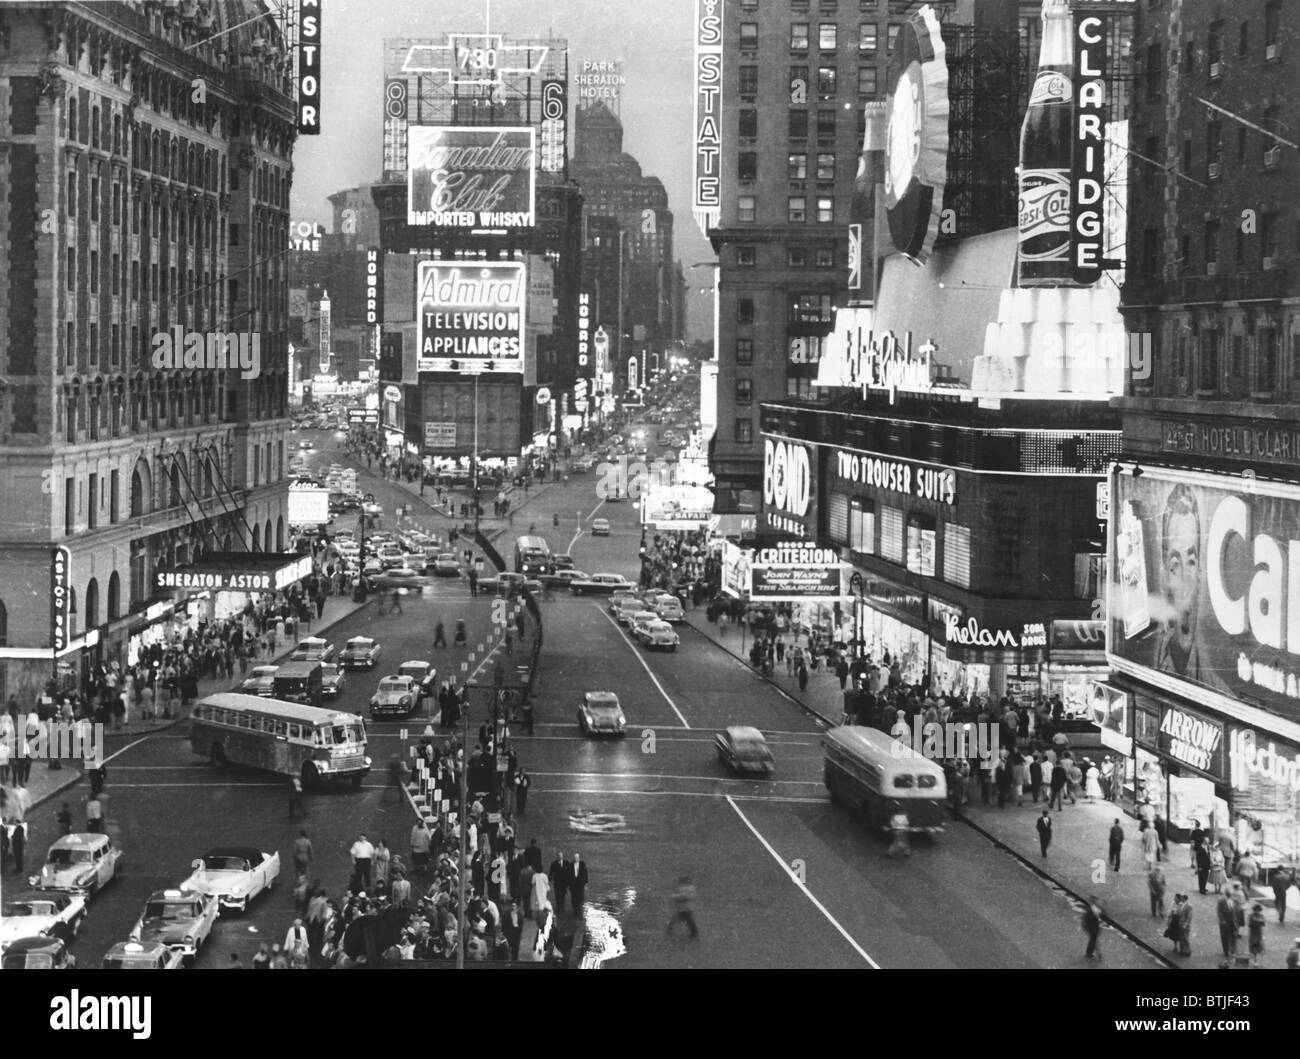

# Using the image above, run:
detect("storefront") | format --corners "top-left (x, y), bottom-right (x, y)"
top-left (1045, 619), bottom-right (1109, 717)
top-left (153, 552), bottom-right (315, 638)
top-left (1228, 724), bottom-right (1300, 870)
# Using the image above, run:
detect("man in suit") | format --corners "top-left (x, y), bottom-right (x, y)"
top-left (524, 837), bottom-right (543, 874)
top-left (549, 851), bottom-right (570, 910)
top-left (569, 853), bottom-right (589, 913)
top-left (1036, 810), bottom-right (1052, 858)
top-left (501, 898), bottom-right (524, 960)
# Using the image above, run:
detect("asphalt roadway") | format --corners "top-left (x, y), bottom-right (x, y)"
top-left (36, 424), bottom-right (1165, 969)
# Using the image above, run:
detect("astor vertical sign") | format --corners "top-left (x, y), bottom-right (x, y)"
top-left (297, 0), bottom-right (321, 134)
top-left (1070, 12), bottom-right (1117, 285)
top-left (693, 0), bottom-right (722, 238)
top-left (51, 546), bottom-right (71, 652)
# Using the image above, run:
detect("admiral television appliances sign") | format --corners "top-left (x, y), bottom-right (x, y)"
top-left (407, 126), bottom-right (536, 228)
top-left (417, 262), bottom-right (526, 374)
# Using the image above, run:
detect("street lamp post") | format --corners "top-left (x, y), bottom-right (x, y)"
top-left (470, 369), bottom-right (482, 539)
top-left (848, 573), bottom-right (864, 662)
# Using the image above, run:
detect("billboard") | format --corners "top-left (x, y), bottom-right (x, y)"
top-left (407, 126), bottom-right (536, 228)
top-left (287, 483), bottom-right (330, 525)
top-left (749, 542), bottom-right (844, 602)
top-left (575, 60), bottom-right (626, 108)
top-left (692, 0), bottom-right (722, 237)
top-left (1109, 465), bottom-right (1300, 726)
top-left (762, 437), bottom-right (816, 539)
top-left (540, 79), bottom-right (567, 173)
top-left (416, 261), bottom-right (525, 374)
top-left (641, 484), bottom-right (715, 530)
top-left (296, 0), bottom-right (321, 134)
top-left (365, 248), bottom-right (383, 326)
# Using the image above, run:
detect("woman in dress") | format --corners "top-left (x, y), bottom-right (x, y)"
top-left (1011, 751), bottom-right (1028, 807)
top-left (1084, 762), bottom-right (1103, 803)
top-left (1209, 845), bottom-right (1228, 893)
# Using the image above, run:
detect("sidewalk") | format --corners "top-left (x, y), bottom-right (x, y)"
top-left (13, 592), bottom-right (373, 815)
top-left (684, 611), bottom-right (1300, 970)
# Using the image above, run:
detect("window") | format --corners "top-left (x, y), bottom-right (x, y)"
top-left (1238, 21), bottom-right (1249, 59)
top-left (1198, 329), bottom-right (1220, 390)
top-left (788, 152), bottom-right (808, 179)
top-left (1265, 1), bottom-right (1281, 48)
top-left (815, 246), bottom-right (835, 268)
top-left (65, 478), bottom-right (75, 534)
top-left (1182, 233), bottom-right (1192, 270)
top-left (737, 246), bottom-right (756, 268)
top-left (740, 65), bottom-right (758, 95)
top-left (788, 196), bottom-right (807, 222)
top-left (736, 339), bottom-right (754, 364)
top-left (816, 152), bottom-right (835, 180)
top-left (1235, 228), bottom-right (1245, 264)
top-left (737, 298), bottom-right (755, 324)
top-left (943, 524), bottom-right (971, 588)
top-left (737, 195), bottom-right (756, 223)
top-left (791, 23), bottom-right (809, 50)
top-left (816, 196), bottom-right (834, 222)
top-left (1263, 211), bottom-right (1279, 259)
top-left (860, 23), bottom-right (878, 53)
top-left (88, 473), bottom-right (98, 529)
top-left (858, 66), bottom-right (878, 96)
top-left (1206, 120), bottom-right (1221, 169)
top-left (740, 22), bottom-right (758, 48)
top-left (229, 223), bottom-right (240, 246)
top-left (111, 183), bottom-right (120, 225)
top-left (1204, 221), bottom-right (1219, 267)
top-left (1258, 330), bottom-right (1278, 391)
top-left (89, 250), bottom-right (98, 293)
top-left (66, 247), bottom-right (76, 291)
top-left (850, 498), bottom-right (875, 554)
top-left (67, 170), bottom-right (76, 216)
top-left (1145, 42), bottom-right (1162, 98)
top-left (788, 247), bottom-right (807, 267)
top-left (1181, 137), bottom-right (1192, 173)
top-left (819, 23), bottom-right (837, 49)
top-left (735, 379), bottom-right (753, 405)
top-left (1184, 38), bottom-right (1196, 76)
top-left (1142, 228), bottom-right (1158, 277)
top-left (906, 518), bottom-right (936, 577)
top-left (1231, 334), bottom-right (1244, 377)
top-left (786, 375), bottom-right (813, 399)
top-left (66, 321), bottom-right (75, 367)
top-left (789, 109), bottom-right (808, 138)
top-left (789, 293), bottom-right (833, 322)
top-left (887, 23), bottom-right (901, 51)
top-left (1208, 20), bottom-right (1224, 64)
top-left (89, 176), bottom-right (99, 221)
top-left (880, 506), bottom-right (903, 563)
top-left (816, 109), bottom-right (836, 136)
top-left (1238, 126), bottom-right (1248, 163)
top-left (1264, 104), bottom-right (1282, 160)
top-left (817, 66), bottom-right (837, 100)
top-left (735, 419), bottom-right (753, 444)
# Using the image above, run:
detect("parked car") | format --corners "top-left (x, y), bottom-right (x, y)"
top-left (553, 553), bottom-right (576, 570)
top-left (30, 833), bottom-right (123, 896)
top-left (182, 847), bottom-right (281, 913)
top-left (623, 608), bottom-right (660, 631)
top-left (714, 726), bottom-right (774, 776)
top-left (370, 675), bottom-right (420, 719)
top-left (432, 553), bottom-right (461, 577)
top-left (101, 940), bottom-right (185, 970)
top-left (237, 665), bottom-right (280, 696)
top-left (652, 595), bottom-right (685, 623)
top-left (570, 573), bottom-right (632, 596)
top-left (339, 637), bottom-right (382, 669)
top-left (634, 619), bottom-right (680, 652)
top-left (128, 888), bottom-right (219, 959)
top-left (0, 891), bottom-right (87, 948)
top-left (290, 637), bottom-right (335, 663)
top-left (577, 691), bottom-right (626, 737)
top-left (612, 597), bottom-right (648, 625)
top-left (320, 663), bottom-right (346, 698)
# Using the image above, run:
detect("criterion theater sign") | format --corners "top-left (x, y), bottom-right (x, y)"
top-left (407, 126), bottom-right (536, 228)
top-left (417, 262), bottom-right (526, 374)
top-left (749, 543), bottom-right (843, 601)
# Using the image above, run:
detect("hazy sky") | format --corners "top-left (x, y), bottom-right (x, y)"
top-left (289, 0), bottom-right (717, 338)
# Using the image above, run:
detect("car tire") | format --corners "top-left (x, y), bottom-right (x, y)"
top-left (573, 586), bottom-right (583, 596)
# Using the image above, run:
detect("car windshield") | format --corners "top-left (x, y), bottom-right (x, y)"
top-left (333, 724), bottom-right (363, 745)
top-left (145, 901), bottom-right (196, 921)
top-left (588, 703), bottom-right (621, 715)
top-left (6, 954), bottom-right (54, 969)
top-left (322, 665), bottom-right (340, 678)
top-left (347, 641), bottom-right (372, 651)
top-left (104, 955), bottom-right (160, 969)
top-left (3, 902), bottom-right (53, 916)
top-left (379, 680), bottom-right (408, 693)
top-left (48, 848), bottom-right (93, 866)
top-left (650, 623), bottom-right (672, 633)
top-left (204, 856), bottom-right (250, 872)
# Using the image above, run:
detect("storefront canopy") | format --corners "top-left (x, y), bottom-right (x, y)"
top-left (154, 552), bottom-right (314, 594)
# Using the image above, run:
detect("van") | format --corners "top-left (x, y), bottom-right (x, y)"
top-left (272, 661), bottom-right (323, 709)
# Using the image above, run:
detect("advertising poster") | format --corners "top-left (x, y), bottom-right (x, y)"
top-left (287, 484), bottom-right (330, 525)
top-left (1109, 466), bottom-right (1300, 724)
top-left (407, 126), bottom-right (536, 228)
top-left (416, 261), bottom-right (526, 374)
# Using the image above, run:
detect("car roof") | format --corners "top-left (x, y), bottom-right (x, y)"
top-left (345, 637), bottom-right (375, 646)
top-left (299, 637), bottom-right (327, 645)
top-left (200, 846), bottom-right (264, 863)
top-left (145, 889), bottom-right (205, 903)
top-left (380, 675), bottom-right (414, 686)
top-left (105, 940), bottom-right (168, 957)
top-left (584, 692), bottom-right (620, 705)
top-left (252, 665), bottom-right (279, 674)
top-left (3, 935), bottom-right (66, 954)
top-left (399, 660), bottom-right (431, 670)
top-left (50, 833), bottom-right (109, 850)
top-left (723, 725), bottom-right (766, 742)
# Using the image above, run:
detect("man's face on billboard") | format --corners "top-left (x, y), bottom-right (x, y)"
top-left (1163, 510), bottom-right (1200, 653)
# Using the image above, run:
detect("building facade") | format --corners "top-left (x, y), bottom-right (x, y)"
top-left (1107, 0), bottom-right (1300, 862)
top-left (0, 1), bottom-right (295, 702)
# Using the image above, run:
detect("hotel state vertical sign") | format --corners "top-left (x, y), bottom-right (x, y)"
top-left (693, 0), bottom-right (722, 238)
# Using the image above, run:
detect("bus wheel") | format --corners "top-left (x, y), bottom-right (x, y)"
top-left (351, 773), bottom-right (364, 789)
top-left (302, 762), bottom-right (320, 789)
top-left (210, 743), bottom-right (228, 768)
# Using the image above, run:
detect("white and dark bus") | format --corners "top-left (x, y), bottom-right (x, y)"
top-left (189, 693), bottom-right (370, 788)
top-left (823, 726), bottom-right (948, 835)
top-left (514, 535), bottom-right (554, 576)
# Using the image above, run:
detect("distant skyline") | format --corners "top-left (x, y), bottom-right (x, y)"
top-left (289, 0), bottom-right (716, 340)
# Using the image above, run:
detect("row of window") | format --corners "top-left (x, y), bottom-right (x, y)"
top-left (1141, 4), bottom-right (1285, 98)
top-left (1139, 213), bottom-right (1294, 277)
top-left (828, 496), bottom-right (974, 589)
top-left (736, 194), bottom-right (837, 224)
top-left (740, 107), bottom-right (843, 140)
top-left (191, 705), bottom-right (313, 741)
top-left (738, 150), bottom-right (840, 183)
top-left (739, 0), bottom-right (888, 9)
top-left (734, 293), bottom-right (837, 325)
top-left (739, 63), bottom-right (880, 99)
top-left (1170, 328), bottom-right (1298, 394)
top-left (739, 21), bottom-right (901, 54)
top-left (735, 245), bottom-right (837, 268)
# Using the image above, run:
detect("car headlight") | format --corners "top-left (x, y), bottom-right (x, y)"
top-left (76, 870), bottom-right (95, 886)
top-left (184, 935), bottom-right (195, 944)
top-left (399, 697), bottom-right (411, 706)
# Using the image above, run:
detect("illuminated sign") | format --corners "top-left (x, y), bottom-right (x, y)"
top-left (833, 448), bottom-right (956, 506)
top-left (575, 60), bottom-right (626, 105)
top-left (692, 0), bottom-right (722, 237)
top-left (823, 319), bottom-right (936, 403)
top-left (365, 248), bottom-right (383, 326)
top-left (1230, 728), bottom-right (1300, 793)
top-left (401, 34), bottom-right (549, 88)
top-left (1159, 704), bottom-right (1225, 777)
top-left (750, 564), bottom-right (843, 601)
top-left (407, 126), bottom-right (536, 228)
top-left (574, 378), bottom-right (589, 413)
top-left (297, 0), bottom-right (321, 134)
top-left (416, 261), bottom-right (525, 374)
top-left (383, 385), bottom-right (403, 403)
top-left (945, 616), bottom-right (1048, 651)
top-left (1088, 681), bottom-right (1132, 755)
top-left (287, 483), bottom-right (330, 525)
top-left (50, 546), bottom-right (71, 651)
top-left (577, 293), bottom-right (591, 370)
top-left (154, 554), bottom-right (314, 594)
top-left (541, 79), bottom-right (567, 174)
top-left (536, 387), bottom-right (551, 405)
top-left (425, 422), bottom-right (457, 448)
top-left (1108, 466), bottom-right (1300, 725)
top-left (1070, 12), bottom-right (1119, 284)
top-left (289, 220), bottom-right (325, 251)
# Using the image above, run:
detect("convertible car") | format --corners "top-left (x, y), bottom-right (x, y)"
top-left (181, 847), bottom-right (280, 913)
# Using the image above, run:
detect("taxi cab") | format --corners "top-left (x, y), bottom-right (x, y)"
top-left (102, 940), bottom-right (185, 970)
top-left (30, 833), bottom-right (122, 896)
top-left (129, 888), bottom-right (219, 959)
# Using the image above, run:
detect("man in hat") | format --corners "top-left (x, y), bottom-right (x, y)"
top-left (1036, 809), bottom-right (1052, 858)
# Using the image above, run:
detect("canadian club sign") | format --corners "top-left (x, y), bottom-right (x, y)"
top-left (407, 126), bottom-right (536, 228)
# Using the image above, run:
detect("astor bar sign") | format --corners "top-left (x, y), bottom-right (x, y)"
top-left (51, 546), bottom-right (71, 652)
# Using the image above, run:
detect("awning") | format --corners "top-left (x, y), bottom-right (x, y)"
top-left (154, 552), bottom-right (314, 594)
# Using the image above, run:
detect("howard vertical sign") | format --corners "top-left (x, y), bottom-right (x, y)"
top-left (1070, 11), bottom-right (1115, 285)
top-left (364, 248), bottom-right (382, 326)
top-left (51, 546), bottom-right (71, 651)
top-left (297, 0), bottom-right (322, 135)
top-left (693, 0), bottom-right (722, 237)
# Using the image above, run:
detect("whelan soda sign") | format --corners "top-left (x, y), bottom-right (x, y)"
top-left (417, 262), bottom-right (526, 374)
top-left (407, 126), bottom-right (536, 228)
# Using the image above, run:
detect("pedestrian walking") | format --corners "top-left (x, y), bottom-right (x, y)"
top-left (1082, 896), bottom-right (1103, 960)
top-left (1107, 818), bottom-right (1124, 874)
top-left (85, 794), bottom-right (104, 833)
top-left (887, 809), bottom-right (911, 858)
top-left (55, 802), bottom-right (72, 835)
top-left (409, 819), bottom-right (431, 874)
top-left (1164, 894), bottom-right (1187, 956)
top-left (433, 621), bottom-right (446, 648)
top-left (569, 853), bottom-right (589, 914)
top-left (288, 776), bottom-right (306, 818)
top-left (1272, 867), bottom-right (1293, 923)
top-left (1140, 823), bottom-right (1160, 871)
top-left (350, 833), bottom-right (375, 891)
top-left (1237, 850), bottom-right (1259, 892)
top-left (1148, 864), bottom-right (1167, 920)
top-left (292, 829), bottom-right (313, 877)
top-left (549, 851), bottom-right (570, 909)
top-left (1049, 761), bottom-right (1068, 810)
top-left (454, 619), bottom-right (467, 647)
top-left (284, 919), bottom-right (310, 969)
top-left (1248, 903), bottom-right (1266, 966)
top-left (667, 876), bottom-right (699, 939)
top-left (1036, 810), bottom-right (1052, 858)
top-left (1217, 891), bottom-right (1241, 966)
top-left (1210, 845), bottom-right (1227, 893)
top-left (1195, 838), bottom-right (1213, 895)
top-left (516, 768), bottom-right (530, 814)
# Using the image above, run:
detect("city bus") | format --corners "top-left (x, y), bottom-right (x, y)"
top-left (822, 726), bottom-right (948, 835)
top-left (189, 693), bottom-right (370, 788)
top-left (514, 535), bottom-right (554, 576)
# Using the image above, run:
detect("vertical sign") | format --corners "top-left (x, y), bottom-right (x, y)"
top-left (364, 248), bottom-right (383, 326)
top-left (51, 546), bottom-right (71, 651)
top-left (693, 0), bottom-right (723, 237)
top-left (297, 0), bottom-right (322, 135)
top-left (541, 79), bottom-right (567, 174)
top-left (577, 292), bottom-right (592, 383)
top-left (1071, 10), bottom-right (1113, 285)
